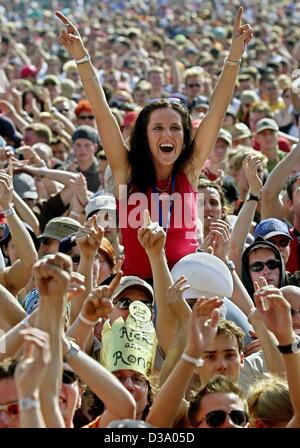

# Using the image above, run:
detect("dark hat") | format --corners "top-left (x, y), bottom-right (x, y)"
top-left (254, 218), bottom-right (292, 240)
top-left (0, 116), bottom-right (23, 146)
top-left (71, 125), bottom-right (100, 144)
top-left (0, 221), bottom-right (40, 250)
top-left (13, 173), bottom-right (38, 200)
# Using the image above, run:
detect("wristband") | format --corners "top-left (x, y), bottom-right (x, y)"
top-left (224, 57), bottom-right (241, 66)
top-left (3, 206), bottom-right (15, 217)
top-left (78, 312), bottom-right (99, 326)
top-left (64, 340), bottom-right (80, 362)
top-left (181, 352), bottom-right (204, 367)
top-left (74, 54), bottom-right (90, 65)
top-left (19, 397), bottom-right (40, 411)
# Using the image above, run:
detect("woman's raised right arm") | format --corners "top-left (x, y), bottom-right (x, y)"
top-left (55, 12), bottom-right (129, 182)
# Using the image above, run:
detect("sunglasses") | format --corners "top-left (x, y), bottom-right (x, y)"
top-left (194, 409), bottom-right (248, 428)
top-left (62, 370), bottom-right (78, 384)
top-left (78, 115), bottom-right (95, 120)
top-left (249, 259), bottom-right (281, 272)
top-left (0, 401), bottom-right (19, 416)
top-left (268, 238), bottom-right (290, 248)
top-left (113, 297), bottom-right (153, 311)
top-left (115, 373), bottom-right (148, 387)
top-left (187, 83), bottom-right (201, 88)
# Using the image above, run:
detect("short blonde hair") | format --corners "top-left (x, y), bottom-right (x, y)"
top-left (229, 146), bottom-right (267, 173)
top-left (248, 374), bottom-right (293, 425)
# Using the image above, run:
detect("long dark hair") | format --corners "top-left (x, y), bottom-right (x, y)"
top-left (128, 99), bottom-right (193, 194)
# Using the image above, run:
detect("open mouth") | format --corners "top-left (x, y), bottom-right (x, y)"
top-left (159, 143), bottom-right (174, 153)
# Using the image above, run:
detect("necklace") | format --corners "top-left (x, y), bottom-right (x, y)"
top-left (154, 175), bottom-right (172, 193)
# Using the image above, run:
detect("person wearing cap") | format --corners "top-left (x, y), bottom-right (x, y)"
top-left (236, 90), bottom-right (259, 128)
top-left (0, 116), bottom-right (23, 148)
top-left (255, 117), bottom-right (286, 172)
top-left (38, 216), bottom-right (81, 256)
top-left (42, 75), bottom-right (61, 101)
top-left (231, 122), bottom-right (252, 148)
top-left (67, 274), bottom-right (156, 427)
top-left (19, 64), bottom-right (38, 83)
top-left (202, 128), bottom-right (232, 181)
top-left (74, 100), bottom-right (96, 129)
top-left (85, 193), bottom-right (123, 260)
top-left (71, 125), bottom-right (100, 192)
top-left (254, 218), bottom-right (292, 266)
top-left (223, 105), bottom-right (237, 131)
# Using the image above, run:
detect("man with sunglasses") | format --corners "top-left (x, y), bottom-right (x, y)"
top-left (188, 375), bottom-right (249, 428)
top-left (242, 239), bottom-right (286, 299)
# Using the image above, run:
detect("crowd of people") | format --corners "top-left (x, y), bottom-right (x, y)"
top-left (0, 0), bottom-right (300, 429)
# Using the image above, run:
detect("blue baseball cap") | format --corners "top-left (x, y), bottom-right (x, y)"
top-left (254, 218), bottom-right (292, 240)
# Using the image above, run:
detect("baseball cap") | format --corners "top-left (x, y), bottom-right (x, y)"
top-left (38, 217), bottom-right (81, 241)
top-left (171, 252), bottom-right (233, 299)
top-left (256, 118), bottom-right (279, 133)
top-left (226, 105), bottom-right (237, 118)
top-left (20, 64), bottom-right (38, 79)
top-left (42, 74), bottom-right (60, 86)
top-left (72, 125), bottom-right (100, 144)
top-left (231, 123), bottom-right (252, 141)
top-left (0, 116), bottom-right (23, 146)
top-left (85, 193), bottom-right (116, 219)
top-left (240, 90), bottom-right (259, 105)
top-left (0, 221), bottom-right (40, 250)
top-left (111, 276), bottom-right (154, 303)
top-left (13, 173), bottom-right (38, 200)
top-left (218, 128), bottom-right (232, 146)
top-left (254, 218), bottom-right (292, 240)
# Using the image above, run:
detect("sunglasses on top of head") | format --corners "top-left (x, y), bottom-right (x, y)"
top-left (192, 409), bottom-right (249, 428)
top-left (249, 259), bottom-right (281, 272)
top-left (113, 297), bottom-right (153, 311)
top-left (267, 238), bottom-right (290, 248)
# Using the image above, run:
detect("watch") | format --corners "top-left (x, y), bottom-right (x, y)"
top-left (277, 335), bottom-right (300, 354)
top-left (246, 192), bottom-right (260, 202)
top-left (226, 259), bottom-right (236, 272)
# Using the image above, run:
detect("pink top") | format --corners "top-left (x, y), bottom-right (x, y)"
top-left (117, 171), bottom-right (198, 279)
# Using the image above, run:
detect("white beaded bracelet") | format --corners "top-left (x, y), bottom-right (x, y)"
top-left (19, 397), bottom-right (40, 411)
top-left (3, 206), bottom-right (15, 217)
top-left (181, 352), bottom-right (204, 367)
top-left (74, 54), bottom-right (91, 65)
top-left (78, 312), bottom-right (98, 327)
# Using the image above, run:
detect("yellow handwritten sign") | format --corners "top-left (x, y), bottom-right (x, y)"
top-left (101, 301), bottom-right (157, 378)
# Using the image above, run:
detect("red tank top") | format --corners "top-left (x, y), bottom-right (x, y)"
top-left (286, 228), bottom-right (300, 274)
top-left (117, 172), bottom-right (198, 279)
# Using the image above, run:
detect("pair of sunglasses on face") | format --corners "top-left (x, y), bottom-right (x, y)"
top-left (113, 297), bottom-right (154, 311)
top-left (193, 409), bottom-right (249, 428)
top-left (249, 259), bottom-right (281, 272)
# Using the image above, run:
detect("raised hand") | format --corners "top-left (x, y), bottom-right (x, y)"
top-left (55, 11), bottom-right (87, 60)
top-left (15, 328), bottom-right (51, 397)
top-left (138, 209), bottom-right (166, 256)
top-left (166, 275), bottom-right (191, 324)
top-left (33, 253), bottom-right (72, 300)
top-left (185, 298), bottom-right (223, 359)
top-left (81, 271), bottom-right (122, 322)
top-left (67, 271), bottom-right (86, 301)
top-left (0, 172), bottom-right (13, 209)
top-left (75, 215), bottom-right (104, 257)
top-left (207, 219), bottom-right (231, 262)
top-left (243, 155), bottom-right (263, 197)
top-left (229, 7), bottom-right (253, 61)
top-left (254, 285), bottom-right (294, 344)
